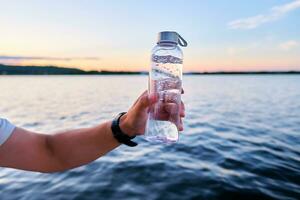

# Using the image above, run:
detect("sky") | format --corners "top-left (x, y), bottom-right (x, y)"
top-left (0, 0), bottom-right (300, 72)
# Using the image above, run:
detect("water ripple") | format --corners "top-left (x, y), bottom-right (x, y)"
top-left (0, 75), bottom-right (300, 200)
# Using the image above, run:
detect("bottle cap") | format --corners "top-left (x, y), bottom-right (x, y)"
top-left (157, 31), bottom-right (187, 47)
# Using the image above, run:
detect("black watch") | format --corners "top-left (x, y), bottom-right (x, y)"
top-left (111, 112), bottom-right (138, 147)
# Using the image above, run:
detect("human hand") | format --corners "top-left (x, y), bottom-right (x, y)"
top-left (120, 90), bottom-right (185, 137)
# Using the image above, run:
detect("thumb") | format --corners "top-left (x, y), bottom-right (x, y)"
top-left (136, 92), bottom-right (157, 110)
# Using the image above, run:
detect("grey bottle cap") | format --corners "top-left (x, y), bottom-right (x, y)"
top-left (157, 31), bottom-right (187, 47)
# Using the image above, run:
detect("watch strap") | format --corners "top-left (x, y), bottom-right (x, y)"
top-left (111, 112), bottom-right (138, 147)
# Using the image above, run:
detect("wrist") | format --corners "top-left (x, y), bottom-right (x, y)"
top-left (119, 113), bottom-right (136, 137)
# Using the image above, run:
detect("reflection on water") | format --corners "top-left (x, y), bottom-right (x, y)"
top-left (0, 75), bottom-right (300, 200)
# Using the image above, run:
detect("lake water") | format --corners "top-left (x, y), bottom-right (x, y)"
top-left (0, 75), bottom-right (300, 200)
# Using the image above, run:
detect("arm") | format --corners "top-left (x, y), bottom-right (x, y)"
top-left (0, 91), bottom-right (185, 173)
top-left (0, 122), bottom-right (118, 173)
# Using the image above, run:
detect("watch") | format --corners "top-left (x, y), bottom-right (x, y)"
top-left (111, 112), bottom-right (138, 147)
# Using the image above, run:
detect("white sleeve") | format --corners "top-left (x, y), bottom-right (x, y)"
top-left (0, 118), bottom-right (16, 146)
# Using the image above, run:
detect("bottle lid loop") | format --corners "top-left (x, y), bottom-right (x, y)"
top-left (177, 33), bottom-right (188, 47)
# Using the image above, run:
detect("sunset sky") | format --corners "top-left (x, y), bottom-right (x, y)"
top-left (1, 0), bottom-right (300, 72)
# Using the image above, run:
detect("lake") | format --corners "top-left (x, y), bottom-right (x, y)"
top-left (0, 75), bottom-right (300, 200)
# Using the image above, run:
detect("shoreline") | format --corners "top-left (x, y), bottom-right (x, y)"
top-left (1, 64), bottom-right (299, 75)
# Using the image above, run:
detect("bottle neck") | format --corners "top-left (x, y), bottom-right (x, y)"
top-left (157, 42), bottom-right (177, 47)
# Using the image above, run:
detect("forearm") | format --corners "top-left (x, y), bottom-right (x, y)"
top-left (0, 115), bottom-right (133, 172)
top-left (47, 120), bottom-right (120, 171)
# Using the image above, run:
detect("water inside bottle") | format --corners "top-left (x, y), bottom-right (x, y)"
top-left (146, 63), bottom-right (182, 143)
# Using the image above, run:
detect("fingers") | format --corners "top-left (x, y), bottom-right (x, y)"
top-left (135, 91), bottom-right (157, 110)
top-left (138, 93), bottom-right (150, 109)
top-left (152, 102), bottom-right (184, 131)
top-left (165, 101), bottom-right (184, 131)
top-left (163, 103), bottom-right (178, 114)
top-left (178, 118), bottom-right (183, 131)
top-left (132, 90), bottom-right (147, 106)
top-left (180, 101), bottom-right (185, 118)
top-left (158, 101), bottom-right (185, 119)
top-left (179, 101), bottom-right (185, 131)
top-left (163, 103), bottom-right (184, 131)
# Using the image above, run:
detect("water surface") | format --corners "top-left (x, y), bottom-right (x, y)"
top-left (0, 75), bottom-right (299, 200)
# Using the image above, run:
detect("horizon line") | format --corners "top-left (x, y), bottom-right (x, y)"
top-left (1, 63), bottom-right (300, 74)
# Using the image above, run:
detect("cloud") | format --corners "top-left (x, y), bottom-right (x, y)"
top-left (228, 0), bottom-right (300, 29)
top-left (0, 55), bottom-right (100, 61)
top-left (279, 40), bottom-right (299, 50)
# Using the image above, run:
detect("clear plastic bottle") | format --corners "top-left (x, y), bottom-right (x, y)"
top-left (145, 31), bottom-right (187, 143)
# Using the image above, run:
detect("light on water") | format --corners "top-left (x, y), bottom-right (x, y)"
top-left (0, 75), bottom-right (300, 200)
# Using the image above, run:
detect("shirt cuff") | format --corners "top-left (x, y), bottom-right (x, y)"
top-left (0, 119), bottom-right (16, 146)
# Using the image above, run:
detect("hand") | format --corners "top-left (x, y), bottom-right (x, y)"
top-left (120, 90), bottom-right (185, 137)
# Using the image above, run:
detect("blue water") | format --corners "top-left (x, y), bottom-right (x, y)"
top-left (0, 75), bottom-right (299, 200)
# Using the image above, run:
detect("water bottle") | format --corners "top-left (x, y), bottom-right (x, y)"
top-left (145, 31), bottom-right (187, 143)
